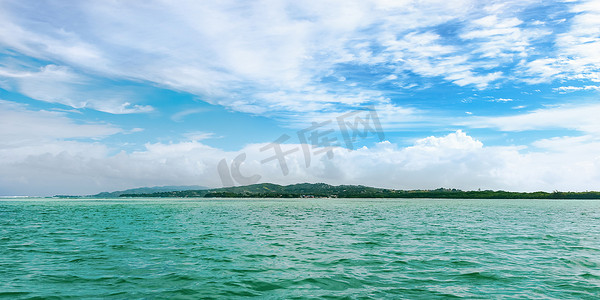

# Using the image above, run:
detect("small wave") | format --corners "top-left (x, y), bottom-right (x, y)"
top-left (242, 280), bottom-right (284, 292)
top-left (0, 291), bottom-right (31, 297)
top-left (351, 240), bottom-right (382, 247)
top-left (243, 253), bottom-right (277, 259)
top-left (456, 271), bottom-right (503, 280)
top-left (160, 273), bottom-right (197, 281)
top-left (579, 272), bottom-right (600, 279)
top-left (293, 275), bottom-right (365, 291)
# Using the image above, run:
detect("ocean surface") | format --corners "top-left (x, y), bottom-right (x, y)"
top-left (1, 198), bottom-right (600, 299)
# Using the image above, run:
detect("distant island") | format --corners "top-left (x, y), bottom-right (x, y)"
top-left (55, 185), bottom-right (208, 198)
top-left (86, 183), bottom-right (600, 199)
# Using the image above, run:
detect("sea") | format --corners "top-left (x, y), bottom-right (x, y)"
top-left (1, 198), bottom-right (599, 299)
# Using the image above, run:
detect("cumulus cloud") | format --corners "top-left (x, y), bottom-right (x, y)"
top-left (2, 114), bottom-right (599, 196)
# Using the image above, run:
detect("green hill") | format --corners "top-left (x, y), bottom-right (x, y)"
top-left (117, 183), bottom-right (600, 199)
top-left (88, 185), bottom-right (208, 198)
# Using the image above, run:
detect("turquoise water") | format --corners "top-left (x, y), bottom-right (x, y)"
top-left (1, 198), bottom-right (600, 299)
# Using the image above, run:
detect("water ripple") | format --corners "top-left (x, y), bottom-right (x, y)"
top-left (1, 198), bottom-right (600, 298)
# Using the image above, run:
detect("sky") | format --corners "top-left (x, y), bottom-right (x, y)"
top-left (1, 0), bottom-right (600, 196)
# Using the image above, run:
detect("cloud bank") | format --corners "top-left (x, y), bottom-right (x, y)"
top-left (2, 100), bottom-right (599, 196)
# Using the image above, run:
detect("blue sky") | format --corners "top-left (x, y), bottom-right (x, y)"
top-left (1, 0), bottom-right (600, 196)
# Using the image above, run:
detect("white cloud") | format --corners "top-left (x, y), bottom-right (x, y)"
top-left (460, 15), bottom-right (532, 59)
top-left (0, 100), bottom-right (122, 193)
top-left (0, 65), bottom-right (153, 114)
top-left (171, 108), bottom-right (209, 122)
top-left (519, 58), bottom-right (564, 84)
top-left (0, 5), bottom-right (109, 72)
top-left (553, 85), bottom-right (600, 93)
top-left (382, 31), bottom-right (504, 89)
top-left (464, 102), bottom-right (600, 134)
top-left (0, 100), bottom-right (121, 145)
top-left (2, 128), bottom-right (599, 196)
top-left (0, 0), bottom-right (564, 117)
top-left (385, 74), bottom-right (398, 80)
top-left (183, 131), bottom-right (217, 141)
top-left (491, 98), bottom-right (513, 102)
top-left (522, 0), bottom-right (600, 83)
